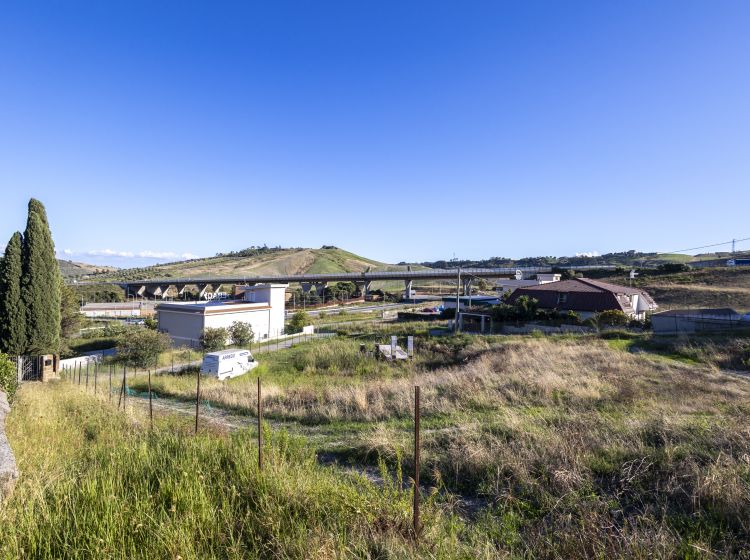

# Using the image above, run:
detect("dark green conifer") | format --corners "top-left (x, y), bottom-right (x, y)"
top-left (0, 231), bottom-right (26, 354)
top-left (21, 199), bottom-right (62, 354)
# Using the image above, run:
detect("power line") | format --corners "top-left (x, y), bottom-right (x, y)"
top-left (658, 236), bottom-right (750, 255)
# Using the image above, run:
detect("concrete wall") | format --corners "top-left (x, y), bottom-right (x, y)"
top-left (158, 308), bottom-right (205, 347)
top-left (0, 391), bottom-right (19, 503)
top-left (204, 308), bottom-right (275, 342)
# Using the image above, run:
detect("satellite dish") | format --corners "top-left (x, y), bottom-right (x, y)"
top-left (515, 270), bottom-right (523, 281)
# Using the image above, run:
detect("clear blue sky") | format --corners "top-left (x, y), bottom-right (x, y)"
top-left (1, 1), bottom-right (748, 267)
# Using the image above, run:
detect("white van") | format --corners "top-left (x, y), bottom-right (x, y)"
top-left (200, 349), bottom-right (257, 380)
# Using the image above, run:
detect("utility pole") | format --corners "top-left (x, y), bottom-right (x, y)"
top-left (455, 267), bottom-right (461, 333)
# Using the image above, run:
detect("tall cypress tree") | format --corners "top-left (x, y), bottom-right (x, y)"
top-left (0, 231), bottom-right (26, 355)
top-left (21, 199), bottom-right (62, 354)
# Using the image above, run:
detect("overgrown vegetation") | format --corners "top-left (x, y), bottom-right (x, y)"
top-left (115, 328), bottom-right (171, 368)
top-left (0, 352), bottom-right (17, 402)
top-left (124, 332), bottom-right (750, 557)
top-left (1, 383), bottom-right (495, 559)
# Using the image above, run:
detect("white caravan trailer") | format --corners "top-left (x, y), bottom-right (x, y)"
top-left (200, 349), bottom-right (257, 380)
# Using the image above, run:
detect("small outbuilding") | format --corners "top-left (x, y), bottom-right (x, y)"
top-left (651, 308), bottom-right (747, 334)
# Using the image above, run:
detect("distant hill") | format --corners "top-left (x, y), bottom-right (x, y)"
top-left (58, 259), bottom-right (118, 279)
top-left (419, 250), bottom-right (750, 270)
top-left (91, 246), bottom-right (413, 282)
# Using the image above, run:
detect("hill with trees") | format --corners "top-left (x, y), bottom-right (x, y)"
top-left (88, 246), bottom-right (410, 282)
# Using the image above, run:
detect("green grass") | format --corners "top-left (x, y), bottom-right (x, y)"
top-left (603, 330), bottom-right (750, 370)
top-left (1, 384), bottom-right (494, 559)
top-left (65, 336), bottom-right (118, 356)
top-left (14, 332), bottom-right (750, 558)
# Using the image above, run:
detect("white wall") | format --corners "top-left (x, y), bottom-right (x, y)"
top-left (204, 309), bottom-right (274, 342)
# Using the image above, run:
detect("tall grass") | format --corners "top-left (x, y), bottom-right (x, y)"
top-left (132, 335), bottom-right (750, 557)
top-left (0, 384), bottom-right (499, 559)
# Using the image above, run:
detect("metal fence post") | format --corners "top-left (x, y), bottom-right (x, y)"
top-left (258, 376), bottom-right (263, 471)
top-left (109, 365), bottom-right (112, 402)
top-left (94, 362), bottom-right (97, 395)
top-left (195, 367), bottom-right (201, 434)
top-left (413, 385), bottom-right (421, 540)
top-left (148, 369), bottom-right (153, 430)
top-left (85, 362), bottom-right (89, 391)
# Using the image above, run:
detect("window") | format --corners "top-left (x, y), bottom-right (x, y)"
top-left (557, 292), bottom-right (568, 305)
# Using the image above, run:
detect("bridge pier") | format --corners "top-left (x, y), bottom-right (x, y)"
top-left (354, 281), bottom-right (371, 298)
top-left (462, 278), bottom-right (473, 296)
top-left (129, 285), bottom-right (146, 298)
top-left (150, 284), bottom-right (174, 299)
top-left (404, 280), bottom-right (413, 300)
top-left (197, 283), bottom-right (219, 299)
top-left (301, 282), bottom-right (327, 296)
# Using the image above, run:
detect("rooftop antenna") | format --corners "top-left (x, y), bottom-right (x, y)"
top-left (732, 238), bottom-right (736, 255)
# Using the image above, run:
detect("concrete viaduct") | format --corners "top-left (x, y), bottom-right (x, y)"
top-left (106, 266), bottom-right (617, 300)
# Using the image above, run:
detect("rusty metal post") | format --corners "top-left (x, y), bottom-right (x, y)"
top-left (123, 366), bottom-right (127, 409)
top-left (148, 369), bottom-right (153, 430)
top-left (258, 376), bottom-right (263, 471)
top-left (413, 385), bottom-right (421, 540)
top-left (117, 374), bottom-right (124, 409)
top-left (108, 365), bottom-right (112, 402)
top-left (195, 366), bottom-right (201, 434)
top-left (94, 362), bottom-right (97, 395)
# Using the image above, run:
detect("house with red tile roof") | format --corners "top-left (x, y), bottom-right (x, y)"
top-left (506, 277), bottom-right (657, 320)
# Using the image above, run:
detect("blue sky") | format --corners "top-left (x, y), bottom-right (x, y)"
top-left (1, 1), bottom-right (748, 267)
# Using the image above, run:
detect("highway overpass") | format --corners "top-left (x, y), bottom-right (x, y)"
top-left (95, 266), bottom-right (618, 299)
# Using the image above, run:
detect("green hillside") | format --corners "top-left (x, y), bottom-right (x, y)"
top-left (57, 259), bottom-right (118, 279)
top-left (92, 246), bottom-right (406, 282)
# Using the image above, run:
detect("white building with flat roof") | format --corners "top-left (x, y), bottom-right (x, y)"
top-left (156, 284), bottom-right (287, 347)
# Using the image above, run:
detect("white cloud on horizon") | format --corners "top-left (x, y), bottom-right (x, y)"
top-left (575, 251), bottom-right (601, 258)
top-left (59, 249), bottom-right (201, 261)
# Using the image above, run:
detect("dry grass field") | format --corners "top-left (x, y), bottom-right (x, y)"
top-left (600, 267), bottom-right (750, 312)
top-left (120, 333), bottom-right (750, 558)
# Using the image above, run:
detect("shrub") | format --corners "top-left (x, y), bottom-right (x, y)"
top-left (144, 317), bottom-right (158, 330)
top-left (229, 321), bottom-right (254, 346)
top-left (564, 311), bottom-right (581, 325)
top-left (116, 328), bottom-right (171, 368)
top-left (200, 327), bottom-right (227, 353)
top-left (658, 262), bottom-right (690, 273)
top-left (103, 321), bottom-right (127, 338)
top-left (287, 311), bottom-right (310, 334)
top-left (595, 310), bottom-right (629, 328)
top-left (0, 352), bottom-right (17, 402)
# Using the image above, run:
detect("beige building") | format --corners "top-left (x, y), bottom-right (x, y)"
top-left (156, 284), bottom-right (287, 348)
